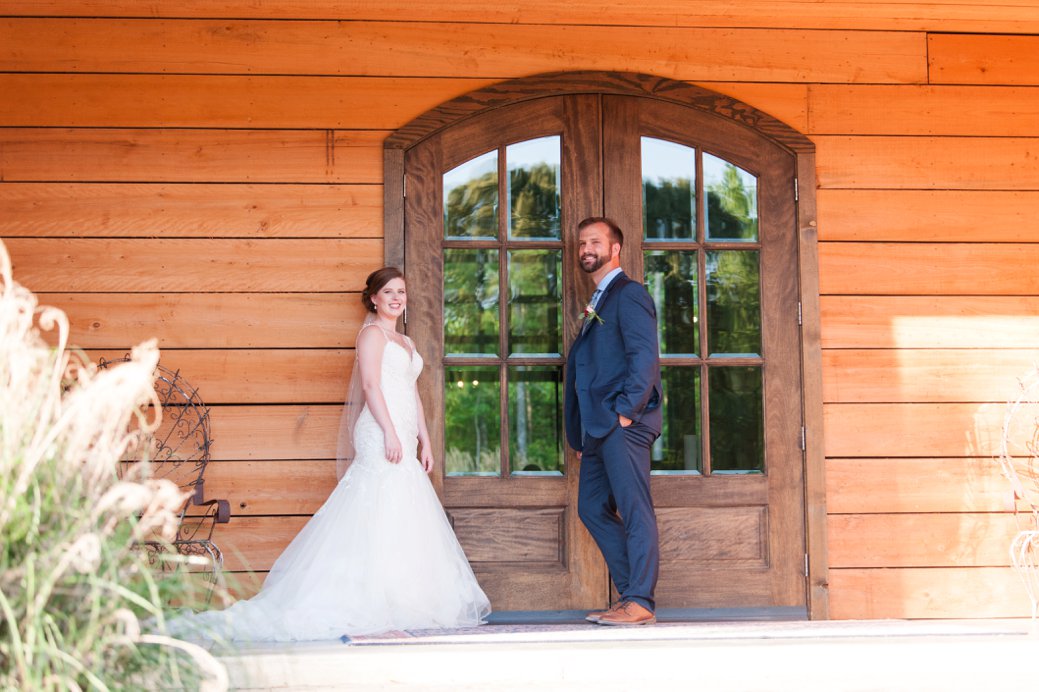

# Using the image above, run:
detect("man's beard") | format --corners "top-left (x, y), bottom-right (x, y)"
top-left (580, 252), bottom-right (608, 274)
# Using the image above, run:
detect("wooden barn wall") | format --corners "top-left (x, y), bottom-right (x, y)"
top-left (3, 1), bottom-right (1039, 618)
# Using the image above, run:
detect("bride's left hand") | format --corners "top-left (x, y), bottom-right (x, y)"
top-left (419, 447), bottom-right (435, 474)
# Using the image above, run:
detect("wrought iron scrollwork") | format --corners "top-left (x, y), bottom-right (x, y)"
top-left (99, 356), bottom-right (230, 601)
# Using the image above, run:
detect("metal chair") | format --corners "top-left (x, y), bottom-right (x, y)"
top-left (98, 357), bottom-right (230, 596)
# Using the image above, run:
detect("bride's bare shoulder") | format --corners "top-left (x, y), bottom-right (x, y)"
top-left (356, 324), bottom-right (387, 351)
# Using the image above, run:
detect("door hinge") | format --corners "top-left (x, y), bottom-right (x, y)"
top-left (794, 178), bottom-right (799, 202)
top-left (799, 426), bottom-right (806, 451)
top-left (402, 174), bottom-right (407, 198)
top-left (804, 553), bottom-right (809, 577)
top-left (797, 301), bottom-right (802, 326)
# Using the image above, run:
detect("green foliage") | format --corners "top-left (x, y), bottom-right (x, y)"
top-left (644, 178), bottom-right (694, 239)
top-left (445, 169), bottom-right (498, 238)
top-left (442, 150), bottom-right (763, 475)
top-left (509, 163), bottom-right (560, 238)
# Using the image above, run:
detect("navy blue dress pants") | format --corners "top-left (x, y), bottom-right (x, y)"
top-left (577, 421), bottom-right (659, 612)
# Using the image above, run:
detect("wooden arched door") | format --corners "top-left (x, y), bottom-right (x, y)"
top-left (388, 74), bottom-right (819, 617)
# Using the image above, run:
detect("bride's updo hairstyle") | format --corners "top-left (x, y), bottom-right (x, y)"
top-left (361, 266), bottom-right (405, 313)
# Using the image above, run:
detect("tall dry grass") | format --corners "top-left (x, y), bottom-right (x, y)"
top-left (0, 239), bottom-right (227, 691)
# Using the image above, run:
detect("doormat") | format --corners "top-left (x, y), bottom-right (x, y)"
top-left (340, 619), bottom-right (1030, 647)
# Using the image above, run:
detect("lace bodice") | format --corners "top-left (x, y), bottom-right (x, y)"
top-left (352, 337), bottom-right (423, 465)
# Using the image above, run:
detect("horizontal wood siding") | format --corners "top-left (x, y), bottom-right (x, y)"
top-left (818, 28), bottom-right (1039, 620)
top-left (3, 4), bottom-right (1037, 618)
top-left (4, 1), bottom-right (1039, 32)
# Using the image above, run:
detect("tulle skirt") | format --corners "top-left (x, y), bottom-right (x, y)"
top-left (170, 451), bottom-right (491, 641)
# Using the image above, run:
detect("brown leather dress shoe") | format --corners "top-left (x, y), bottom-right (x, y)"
top-left (596, 601), bottom-right (656, 626)
top-left (584, 605), bottom-right (618, 623)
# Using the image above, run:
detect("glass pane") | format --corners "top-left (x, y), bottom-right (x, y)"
top-left (507, 137), bottom-right (561, 239)
top-left (508, 250), bottom-right (562, 356)
top-left (508, 366), bottom-right (564, 475)
top-left (444, 150), bottom-right (499, 239)
top-left (704, 153), bottom-right (758, 242)
top-left (708, 367), bottom-right (764, 473)
top-left (444, 249), bottom-right (500, 356)
top-left (445, 366), bottom-right (501, 476)
top-left (644, 250), bottom-right (698, 356)
top-left (642, 137), bottom-right (695, 240)
top-left (635, 136), bottom-right (694, 241)
top-left (706, 250), bottom-right (761, 357)
top-left (651, 366), bottom-right (702, 475)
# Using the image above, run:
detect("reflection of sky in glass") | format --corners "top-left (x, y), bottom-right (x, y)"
top-left (641, 137), bottom-right (695, 183)
top-left (443, 150), bottom-right (498, 239)
top-left (507, 137), bottom-right (558, 169)
top-left (704, 153), bottom-right (757, 218)
top-left (508, 136), bottom-right (561, 239)
top-left (445, 149), bottom-right (497, 189)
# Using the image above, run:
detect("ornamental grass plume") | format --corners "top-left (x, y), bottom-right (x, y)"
top-left (0, 239), bottom-right (227, 691)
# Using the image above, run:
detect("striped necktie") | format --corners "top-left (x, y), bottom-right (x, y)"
top-left (582, 289), bottom-right (603, 334)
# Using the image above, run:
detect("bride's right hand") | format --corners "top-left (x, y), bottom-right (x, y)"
top-left (384, 432), bottom-right (403, 463)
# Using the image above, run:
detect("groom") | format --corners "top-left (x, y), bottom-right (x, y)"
top-left (565, 216), bottom-right (663, 626)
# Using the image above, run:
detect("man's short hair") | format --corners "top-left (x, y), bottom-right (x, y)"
top-left (577, 216), bottom-right (624, 248)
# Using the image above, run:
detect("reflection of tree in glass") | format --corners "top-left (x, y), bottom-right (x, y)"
top-left (709, 367), bottom-right (764, 472)
top-left (707, 164), bottom-right (758, 240)
top-left (444, 369), bottom-right (500, 475)
top-left (645, 252), bottom-right (697, 355)
top-left (706, 251), bottom-right (760, 355)
top-left (656, 368), bottom-right (701, 473)
top-left (510, 163), bottom-right (560, 238)
top-left (445, 170), bottom-right (498, 238)
top-left (444, 250), bottom-right (499, 355)
top-left (509, 367), bottom-right (563, 474)
top-left (507, 254), bottom-right (564, 472)
top-left (508, 251), bottom-right (561, 355)
top-left (643, 178), bottom-right (693, 239)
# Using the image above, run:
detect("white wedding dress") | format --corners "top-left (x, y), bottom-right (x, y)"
top-left (172, 335), bottom-right (491, 641)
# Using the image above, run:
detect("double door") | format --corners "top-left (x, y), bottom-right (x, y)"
top-left (404, 93), bottom-right (805, 613)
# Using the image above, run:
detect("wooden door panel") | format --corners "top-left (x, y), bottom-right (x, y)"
top-left (405, 94), bottom-right (608, 611)
top-left (604, 95), bottom-right (807, 611)
top-left (405, 91), bottom-right (806, 615)
top-left (450, 508), bottom-right (565, 564)
top-left (656, 570), bottom-right (774, 607)
top-left (658, 507), bottom-right (768, 565)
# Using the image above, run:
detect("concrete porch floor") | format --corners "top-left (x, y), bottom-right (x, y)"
top-left (218, 617), bottom-right (1039, 691)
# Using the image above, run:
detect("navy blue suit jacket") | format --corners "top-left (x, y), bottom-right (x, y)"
top-left (564, 271), bottom-right (663, 451)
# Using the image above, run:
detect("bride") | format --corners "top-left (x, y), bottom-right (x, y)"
top-left (173, 267), bottom-right (491, 641)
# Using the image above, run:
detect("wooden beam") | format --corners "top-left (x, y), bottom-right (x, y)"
top-left (0, 20), bottom-right (925, 84)
top-left (5, 238), bottom-right (382, 292)
top-left (816, 136), bottom-right (1039, 190)
top-left (0, 183), bottom-right (382, 238)
top-left (3, 1), bottom-right (1039, 33)
top-left (822, 350), bottom-right (1039, 404)
top-left (201, 460), bottom-right (336, 516)
top-left (823, 402), bottom-right (1005, 458)
top-left (39, 292), bottom-right (365, 349)
top-left (818, 190), bottom-right (1039, 242)
top-left (820, 296), bottom-right (1039, 349)
top-left (826, 458), bottom-right (1015, 514)
top-left (929, 33), bottom-right (1039, 86)
top-left (820, 243), bottom-right (1039, 296)
top-left (0, 128), bottom-right (385, 183)
top-left (208, 404), bottom-right (341, 460)
top-left (828, 513), bottom-right (1019, 568)
top-left (829, 567), bottom-right (1032, 619)
top-left (88, 349), bottom-right (353, 404)
top-left (809, 85), bottom-right (1039, 136)
top-left (0, 73), bottom-right (494, 129)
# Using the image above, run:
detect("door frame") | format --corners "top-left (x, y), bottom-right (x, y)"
top-left (383, 70), bottom-right (829, 619)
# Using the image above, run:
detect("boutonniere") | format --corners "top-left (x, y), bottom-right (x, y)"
top-left (582, 304), bottom-right (605, 325)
